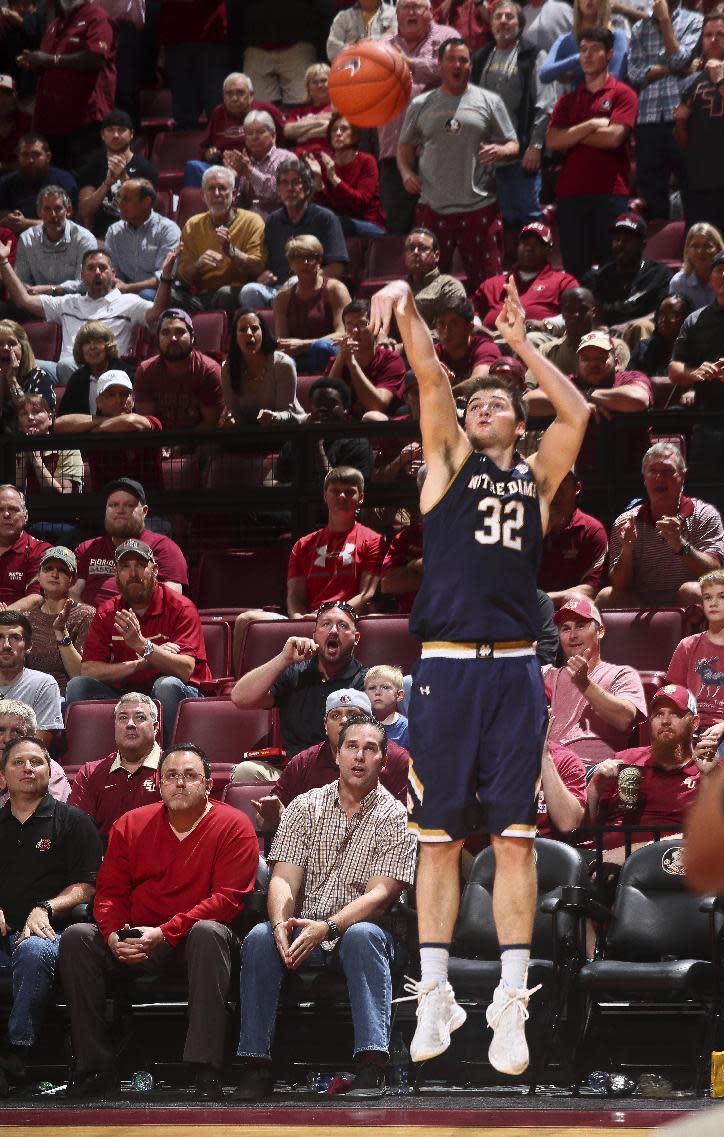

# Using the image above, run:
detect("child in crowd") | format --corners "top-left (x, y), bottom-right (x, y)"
top-left (666, 569), bottom-right (724, 735)
top-left (364, 664), bottom-right (409, 750)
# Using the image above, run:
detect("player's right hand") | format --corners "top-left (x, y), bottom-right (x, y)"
top-left (281, 636), bottom-right (317, 664)
top-left (370, 280), bottom-right (412, 338)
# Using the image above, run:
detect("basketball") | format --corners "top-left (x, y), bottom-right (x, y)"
top-left (329, 41), bottom-right (412, 128)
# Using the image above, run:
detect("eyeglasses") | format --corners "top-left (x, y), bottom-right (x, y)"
top-left (316, 599), bottom-right (359, 627)
top-left (160, 770), bottom-right (205, 785)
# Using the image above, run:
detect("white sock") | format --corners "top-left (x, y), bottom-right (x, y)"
top-left (500, 947), bottom-right (530, 990)
top-left (419, 945), bottom-right (449, 987)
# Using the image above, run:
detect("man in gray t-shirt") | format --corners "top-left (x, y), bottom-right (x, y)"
top-left (397, 38), bottom-right (518, 290)
top-left (0, 611), bottom-right (63, 746)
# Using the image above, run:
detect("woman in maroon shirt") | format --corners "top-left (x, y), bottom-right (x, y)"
top-left (273, 234), bottom-right (350, 374)
top-left (306, 112), bottom-right (386, 237)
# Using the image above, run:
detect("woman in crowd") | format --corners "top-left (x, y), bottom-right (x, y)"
top-left (26, 546), bottom-right (95, 697)
top-left (273, 235), bottom-right (351, 374)
top-left (221, 308), bottom-right (304, 425)
top-left (668, 222), bottom-right (724, 311)
top-left (306, 113), bottom-right (386, 237)
top-left (628, 294), bottom-right (690, 379)
top-left (327, 0), bottom-right (397, 60)
top-left (15, 392), bottom-right (83, 495)
top-left (472, 1), bottom-right (553, 235)
top-left (539, 0), bottom-right (627, 85)
top-left (56, 321), bottom-right (132, 418)
top-left (283, 63), bottom-right (333, 159)
top-left (0, 319), bottom-right (54, 431)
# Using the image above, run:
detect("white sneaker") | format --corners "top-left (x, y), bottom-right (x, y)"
top-left (395, 977), bottom-right (467, 1063)
top-left (486, 982), bottom-right (542, 1076)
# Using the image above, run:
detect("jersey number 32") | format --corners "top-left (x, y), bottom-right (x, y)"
top-left (475, 497), bottom-right (524, 551)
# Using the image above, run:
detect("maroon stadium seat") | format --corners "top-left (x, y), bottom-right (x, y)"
top-left (25, 321), bottom-right (61, 362)
top-left (200, 616), bottom-right (232, 680)
top-left (151, 131), bottom-right (205, 191)
top-left (237, 618), bottom-right (314, 678)
top-left (171, 698), bottom-right (272, 764)
top-left (357, 235), bottom-right (406, 299)
top-left (637, 669), bottom-right (667, 745)
top-left (175, 185), bottom-right (205, 229)
top-left (295, 372), bottom-right (324, 411)
top-left (191, 310), bottom-right (228, 360)
top-left (195, 546), bottom-right (290, 610)
top-left (257, 308), bottom-right (275, 336)
top-left (356, 615), bottom-right (419, 673)
top-left (63, 699), bottom-right (163, 768)
top-left (600, 608), bottom-right (686, 672)
top-left (643, 220), bottom-right (686, 269)
top-left (222, 783), bottom-right (270, 849)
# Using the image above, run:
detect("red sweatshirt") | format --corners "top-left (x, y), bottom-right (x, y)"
top-left (94, 800), bottom-right (258, 946)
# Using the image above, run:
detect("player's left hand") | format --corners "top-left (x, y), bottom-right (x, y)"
top-left (494, 276), bottom-right (526, 348)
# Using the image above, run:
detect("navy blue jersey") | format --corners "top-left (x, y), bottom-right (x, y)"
top-left (410, 450), bottom-right (543, 643)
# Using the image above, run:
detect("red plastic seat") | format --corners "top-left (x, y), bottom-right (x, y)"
top-left (140, 87), bottom-right (174, 130)
top-left (295, 372), bottom-right (324, 412)
top-left (643, 221), bottom-right (686, 269)
top-left (176, 185), bottom-right (206, 229)
top-left (171, 698), bottom-right (272, 764)
top-left (222, 783), bottom-right (270, 849)
top-left (256, 308), bottom-right (275, 336)
top-left (191, 310), bottom-right (228, 360)
top-left (200, 616), bottom-right (232, 681)
top-left (637, 669), bottom-right (667, 745)
top-left (203, 451), bottom-right (271, 490)
top-left (356, 615), bottom-right (420, 673)
top-left (237, 618), bottom-right (314, 678)
top-left (357, 235), bottom-right (406, 299)
top-left (26, 321), bottom-right (61, 363)
top-left (63, 699), bottom-right (163, 768)
top-left (600, 608), bottom-right (686, 672)
top-left (195, 546), bottom-right (290, 610)
top-left (154, 188), bottom-right (174, 219)
top-left (151, 131), bottom-right (205, 191)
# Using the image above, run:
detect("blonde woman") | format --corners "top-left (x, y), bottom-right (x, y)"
top-left (669, 223), bottom-right (724, 311)
top-left (0, 320), bottom-right (55, 431)
top-left (273, 234), bottom-right (351, 373)
top-left (539, 0), bottom-right (627, 84)
top-left (56, 320), bottom-right (129, 417)
top-left (283, 64), bottom-right (333, 159)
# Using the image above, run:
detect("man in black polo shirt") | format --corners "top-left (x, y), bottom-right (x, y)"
top-left (0, 734), bottom-right (101, 1091)
top-left (230, 601), bottom-right (366, 758)
top-left (583, 212), bottom-right (673, 331)
top-left (669, 251), bottom-right (724, 410)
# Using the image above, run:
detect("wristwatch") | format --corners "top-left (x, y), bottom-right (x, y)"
top-left (56, 634), bottom-right (72, 647)
top-left (677, 541), bottom-right (691, 557)
top-left (138, 639), bottom-right (154, 660)
top-left (35, 900), bottom-right (54, 920)
top-left (325, 918), bottom-right (339, 943)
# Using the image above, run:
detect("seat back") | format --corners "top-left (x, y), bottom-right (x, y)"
top-left (175, 185), bottom-right (206, 229)
top-left (25, 321), bottom-right (61, 363)
top-left (605, 839), bottom-right (717, 961)
top-left (237, 618), bottom-right (314, 677)
top-left (170, 698), bottom-right (272, 763)
top-left (356, 615), bottom-right (420, 673)
top-left (452, 839), bottom-right (591, 961)
top-left (191, 310), bottom-right (228, 360)
top-left (194, 546), bottom-right (290, 609)
top-left (151, 131), bottom-right (205, 190)
top-left (200, 617), bottom-right (232, 679)
top-left (63, 699), bottom-right (163, 767)
top-left (643, 220), bottom-right (686, 267)
top-left (600, 608), bottom-right (685, 671)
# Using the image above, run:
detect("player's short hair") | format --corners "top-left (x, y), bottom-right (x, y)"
top-left (364, 664), bottom-right (404, 691)
top-left (337, 713), bottom-right (387, 758)
top-left (323, 465), bottom-right (365, 493)
top-left (464, 375), bottom-right (528, 426)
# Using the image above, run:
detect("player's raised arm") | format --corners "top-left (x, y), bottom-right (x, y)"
top-left (496, 278), bottom-right (590, 509)
top-left (370, 280), bottom-right (468, 477)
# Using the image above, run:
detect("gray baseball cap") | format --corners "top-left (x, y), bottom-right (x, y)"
top-left (325, 689), bottom-right (372, 716)
top-left (40, 545), bottom-right (77, 574)
top-left (115, 538), bottom-right (155, 565)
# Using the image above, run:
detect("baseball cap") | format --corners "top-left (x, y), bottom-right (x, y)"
top-left (610, 211), bottom-right (647, 238)
top-left (577, 330), bottom-right (614, 354)
top-left (158, 307), bottom-right (194, 333)
top-left (115, 538), bottom-right (155, 565)
top-left (40, 545), bottom-right (77, 574)
top-left (104, 477), bottom-right (146, 504)
top-left (553, 596), bottom-right (603, 627)
top-left (650, 684), bottom-right (698, 715)
top-left (325, 689), bottom-right (372, 716)
top-left (0, 75), bottom-right (16, 94)
top-left (519, 221), bottom-right (553, 247)
top-left (97, 370), bottom-right (133, 398)
top-left (101, 109), bottom-right (133, 130)
top-left (489, 356), bottom-right (527, 391)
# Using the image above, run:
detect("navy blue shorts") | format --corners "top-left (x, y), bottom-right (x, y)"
top-left (407, 653), bottom-right (548, 843)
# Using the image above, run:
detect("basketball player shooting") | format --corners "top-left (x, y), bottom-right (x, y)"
top-left (370, 277), bottom-right (590, 1075)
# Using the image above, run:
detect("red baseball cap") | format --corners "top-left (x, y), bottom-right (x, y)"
top-left (650, 684), bottom-right (698, 715)
top-left (553, 596), bottom-right (602, 627)
top-left (519, 221), bottom-right (553, 247)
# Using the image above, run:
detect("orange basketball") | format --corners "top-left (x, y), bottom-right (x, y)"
top-left (329, 41), bottom-right (412, 128)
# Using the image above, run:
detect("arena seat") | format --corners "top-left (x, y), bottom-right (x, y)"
top-left (222, 783), bottom-right (270, 850)
top-left (170, 698), bottom-right (272, 766)
top-left (175, 185), bottom-right (205, 229)
top-left (642, 220), bottom-right (686, 268)
top-left (195, 546), bottom-right (290, 609)
top-left (151, 131), bottom-right (205, 191)
top-left (257, 307), bottom-right (275, 335)
top-left (190, 310), bottom-right (228, 359)
top-left (236, 618), bottom-right (314, 678)
top-left (357, 235), bottom-right (406, 299)
top-left (600, 608), bottom-right (685, 672)
top-left (25, 321), bottom-right (61, 363)
top-left (62, 699), bottom-right (163, 769)
top-left (356, 615), bottom-right (419, 673)
top-left (636, 669), bottom-right (666, 744)
top-left (203, 450), bottom-right (271, 489)
top-left (153, 188), bottom-right (174, 219)
top-left (577, 839), bottom-right (723, 1093)
top-left (139, 86), bottom-right (175, 139)
top-left (199, 616), bottom-right (232, 687)
top-left (295, 372), bottom-right (324, 411)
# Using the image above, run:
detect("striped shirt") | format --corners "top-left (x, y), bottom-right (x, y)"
top-left (269, 779), bottom-right (417, 950)
top-left (609, 495), bottom-right (724, 605)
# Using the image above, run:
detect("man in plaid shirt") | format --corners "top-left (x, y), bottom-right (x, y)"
top-left (231, 714), bottom-right (417, 1101)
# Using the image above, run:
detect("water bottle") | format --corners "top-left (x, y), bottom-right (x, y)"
top-left (389, 1033), bottom-right (411, 1095)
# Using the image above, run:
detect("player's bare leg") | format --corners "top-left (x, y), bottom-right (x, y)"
top-left (487, 835), bottom-right (540, 1076)
top-left (402, 841), bottom-right (467, 1062)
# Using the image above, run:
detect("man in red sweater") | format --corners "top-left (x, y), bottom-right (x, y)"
top-left (59, 742), bottom-right (259, 1101)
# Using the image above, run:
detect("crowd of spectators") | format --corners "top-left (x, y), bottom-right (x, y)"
top-left (0, 0), bottom-right (723, 1106)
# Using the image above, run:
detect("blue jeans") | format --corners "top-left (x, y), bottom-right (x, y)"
top-left (0, 932), bottom-right (60, 1047)
top-left (184, 159), bottom-right (210, 188)
top-left (295, 339), bottom-right (339, 374)
top-left (339, 216), bottom-right (386, 238)
top-left (495, 161), bottom-right (542, 229)
top-left (64, 675), bottom-right (200, 746)
top-left (237, 920), bottom-right (397, 1060)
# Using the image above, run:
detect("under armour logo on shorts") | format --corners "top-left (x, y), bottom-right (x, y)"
top-left (419, 685), bottom-right (431, 695)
